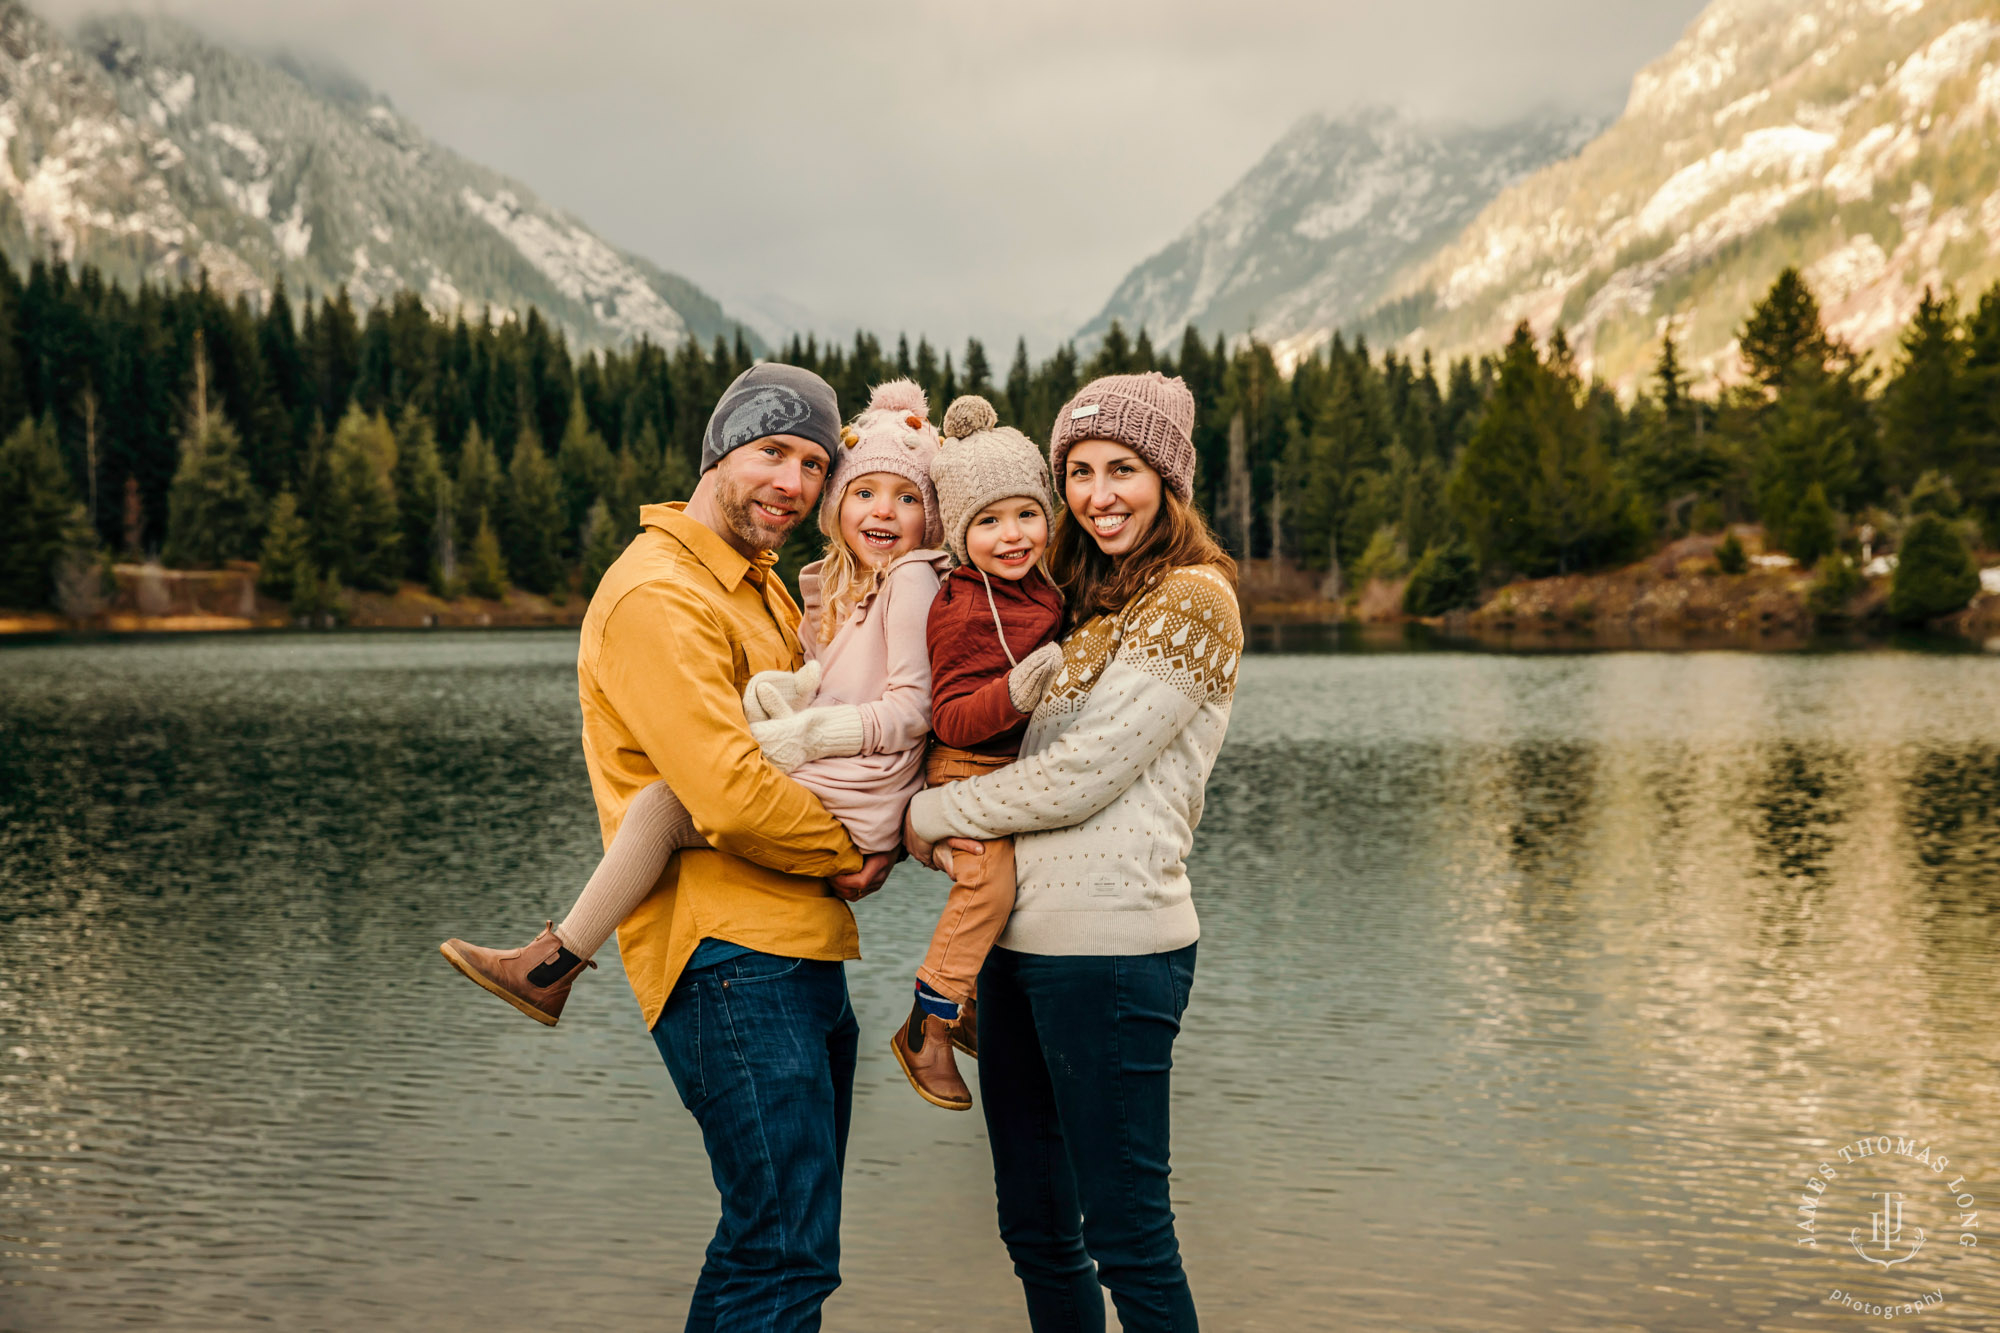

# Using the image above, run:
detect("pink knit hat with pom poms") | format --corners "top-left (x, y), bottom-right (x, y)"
top-left (819, 378), bottom-right (944, 550)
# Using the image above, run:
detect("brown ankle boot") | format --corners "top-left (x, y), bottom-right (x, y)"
top-left (948, 995), bottom-right (978, 1060)
top-left (890, 998), bottom-right (972, 1111)
top-left (439, 921), bottom-right (595, 1026)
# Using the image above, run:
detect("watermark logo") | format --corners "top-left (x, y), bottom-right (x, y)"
top-left (1856, 1191), bottom-right (1925, 1268)
top-left (1794, 1134), bottom-right (1981, 1316)
top-left (1795, 1134), bottom-right (1978, 1260)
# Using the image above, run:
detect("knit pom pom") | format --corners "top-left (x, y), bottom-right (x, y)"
top-left (941, 394), bottom-right (999, 441)
top-left (866, 378), bottom-right (930, 419)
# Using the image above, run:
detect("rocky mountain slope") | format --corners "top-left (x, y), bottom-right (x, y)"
top-left (1381, 0), bottom-right (2000, 389)
top-left (1077, 106), bottom-right (1602, 365)
top-left (0, 1), bottom-right (749, 350)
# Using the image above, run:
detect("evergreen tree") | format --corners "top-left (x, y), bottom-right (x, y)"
top-left (1753, 371), bottom-right (1858, 560)
top-left (1446, 325), bottom-right (1637, 576)
top-left (1090, 322), bottom-right (1133, 379)
top-left (1402, 542), bottom-right (1480, 615)
top-left (556, 390), bottom-right (617, 553)
top-left (1628, 333), bottom-right (1732, 526)
top-left (502, 427), bottom-right (565, 594)
top-left (1005, 338), bottom-right (1032, 427)
top-left (1889, 513), bottom-right (1979, 623)
top-left (257, 489), bottom-right (317, 600)
top-left (51, 504), bottom-right (109, 621)
top-left (580, 497), bottom-right (628, 598)
top-left (612, 421), bottom-right (689, 522)
top-left (455, 422), bottom-right (502, 555)
top-left (963, 339), bottom-right (994, 398)
top-left (315, 406), bottom-right (403, 591)
top-left (1880, 288), bottom-right (1968, 495)
top-left (0, 417), bottom-right (77, 608)
top-left (465, 511), bottom-right (509, 600)
top-left (1740, 268), bottom-right (1833, 394)
top-left (1715, 531), bottom-right (1748, 574)
top-left (162, 414), bottom-right (261, 568)
top-left (392, 410), bottom-right (447, 583)
top-left (1783, 482), bottom-right (1839, 568)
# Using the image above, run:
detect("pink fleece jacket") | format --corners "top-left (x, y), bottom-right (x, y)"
top-left (788, 548), bottom-right (949, 852)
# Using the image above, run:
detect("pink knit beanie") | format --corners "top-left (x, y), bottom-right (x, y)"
top-left (1049, 372), bottom-right (1197, 501)
top-left (819, 378), bottom-right (944, 550)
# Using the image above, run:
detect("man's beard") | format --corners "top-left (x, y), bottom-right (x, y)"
top-left (715, 478), bottom-right (803, 553)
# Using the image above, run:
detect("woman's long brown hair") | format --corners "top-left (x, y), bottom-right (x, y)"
top-left (1048, 479), bottom-right (1237, 624)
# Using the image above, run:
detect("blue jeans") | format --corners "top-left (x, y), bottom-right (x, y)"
top-left (978, 943), bottom-right (1200, 1332)
top-left (650, 952), bottom-right (858, 1333)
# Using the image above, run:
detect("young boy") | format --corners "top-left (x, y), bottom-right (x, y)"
top-left (890, 394), bottom-right (1065, 1110)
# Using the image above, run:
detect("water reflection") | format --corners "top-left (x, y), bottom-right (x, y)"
top-left (5, 638), bottom-right (2000, 1331)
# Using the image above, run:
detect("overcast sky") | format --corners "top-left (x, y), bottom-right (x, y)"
top-left (51, 0), bottom-right (1708, 352)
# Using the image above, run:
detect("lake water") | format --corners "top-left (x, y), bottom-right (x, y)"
top-left (4, 631), bottom-right (2000, 1332)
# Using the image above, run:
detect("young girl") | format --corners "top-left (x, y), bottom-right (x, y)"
top-left (439, 380), bottom-right (953, 1025)
top-left (888, 394), bottom-right (1066, 1111)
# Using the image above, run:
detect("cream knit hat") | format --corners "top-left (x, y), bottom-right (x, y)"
top-left (819, 379), bottom-right (944, 550)
top-left (933, 395), bottom-right (1055, 563)
top-left (1048, 371), bottom-right (1197, 500)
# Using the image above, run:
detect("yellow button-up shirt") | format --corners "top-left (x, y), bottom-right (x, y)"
top-left (579, 502), bottom-right (863, 1026)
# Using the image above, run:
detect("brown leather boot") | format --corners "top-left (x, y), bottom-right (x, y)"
top-left (438, 922), bottom-right (595, 1026)
top-left (890, 997), bottom-right (972, 1111)
top-left (948, 994), bottom-right (978, 1060)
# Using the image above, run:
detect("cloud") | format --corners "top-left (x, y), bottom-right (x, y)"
top-left (41, 0), bottom-right (1707, 351)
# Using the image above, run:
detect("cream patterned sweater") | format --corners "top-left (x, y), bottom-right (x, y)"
top-left (906, 563), bottom-right (1242, 955)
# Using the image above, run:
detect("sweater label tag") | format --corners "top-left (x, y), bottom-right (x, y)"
top-left (1090, 873), bottom-right (1118, 897)
top-left (1070, 404), bottom-right (1101, 420)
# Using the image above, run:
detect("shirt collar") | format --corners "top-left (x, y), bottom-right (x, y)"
top-left (643, 501), bottom-right (781, 592)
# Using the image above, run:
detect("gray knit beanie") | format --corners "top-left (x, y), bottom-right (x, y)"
top-left (701, 363), bottom-right (842, 478)
top-left (1048, 371), bottom-right (1197, 501)
top-left (934, 396), bottom-right (1055, 563)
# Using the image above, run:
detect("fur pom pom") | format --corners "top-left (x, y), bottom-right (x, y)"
top-left (866, 378), bottom-right (930, 419)
top-left (941, 394), bottom-right (999, 441)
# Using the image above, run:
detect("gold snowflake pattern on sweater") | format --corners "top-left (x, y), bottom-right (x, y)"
top-left (1039, 564), bottom-right (1242, 721)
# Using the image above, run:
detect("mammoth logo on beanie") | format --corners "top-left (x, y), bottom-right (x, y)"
top-left (719, 386), bottom-right (812, 452)
top-left (701, 362), bottom-right (842, 477)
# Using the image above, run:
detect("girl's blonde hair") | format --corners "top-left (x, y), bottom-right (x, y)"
top-left (814, 511), bottom-right (887, 644)
top-left (814, 450), bottom-right (894, 643)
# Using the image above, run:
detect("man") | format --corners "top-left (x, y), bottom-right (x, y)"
top-left (576, 363), bottom-right (895, 1330)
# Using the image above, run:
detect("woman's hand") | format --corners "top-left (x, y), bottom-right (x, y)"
top-left (902, 807), bottom-right (983, 875)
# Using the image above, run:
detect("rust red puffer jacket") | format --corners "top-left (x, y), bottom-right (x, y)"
top-left (925, 565), bottom-right (1064, 758)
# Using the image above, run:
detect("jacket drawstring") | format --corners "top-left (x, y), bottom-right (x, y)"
top-left (979, 569), bottom-right (1020, 668)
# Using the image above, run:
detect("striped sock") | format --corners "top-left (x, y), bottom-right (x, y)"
top-left (914, 978), bottom-right (959, 1023)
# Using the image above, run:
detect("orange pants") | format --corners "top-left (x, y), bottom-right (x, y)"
top-left (915, 744), bottom-right (1017, 1006)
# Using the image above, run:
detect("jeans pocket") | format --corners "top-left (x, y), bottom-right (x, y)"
top-left (1168, 947), bottom-right (1196, 1020)
top-left (720, 953), bottom-right (807, 987)
top-left (655, 982), bottom-right (706, 1109)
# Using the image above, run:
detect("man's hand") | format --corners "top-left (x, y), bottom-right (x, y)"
top-left (830, 850), bottom-right (899, 902)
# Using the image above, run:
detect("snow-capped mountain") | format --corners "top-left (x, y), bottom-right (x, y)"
top-left (1382, 0), bottom-right (2000, 388)
top-left (1077, 106), bottom-right (1603, 365)
top-left (0, 2), bottom-right (751, 350)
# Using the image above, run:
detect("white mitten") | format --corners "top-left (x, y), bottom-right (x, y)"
top-left (1006, 641), bottom-right (1064, 714)
top-left (750, 704), bottom-right (866, 773)
top-left (742, 660), bottom-right (822, 725)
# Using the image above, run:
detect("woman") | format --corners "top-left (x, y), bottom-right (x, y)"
top-left (905, 371), bottom-right (1240, 1332)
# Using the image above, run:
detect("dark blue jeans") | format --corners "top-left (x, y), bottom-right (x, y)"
top-left (650, 952), bottom-right (858, 1333)
top-left (978, 943), bottom-right (1200, 1332)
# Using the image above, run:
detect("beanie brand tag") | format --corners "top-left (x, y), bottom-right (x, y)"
top-left (1070, 404), bottom-right (1101, 420)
